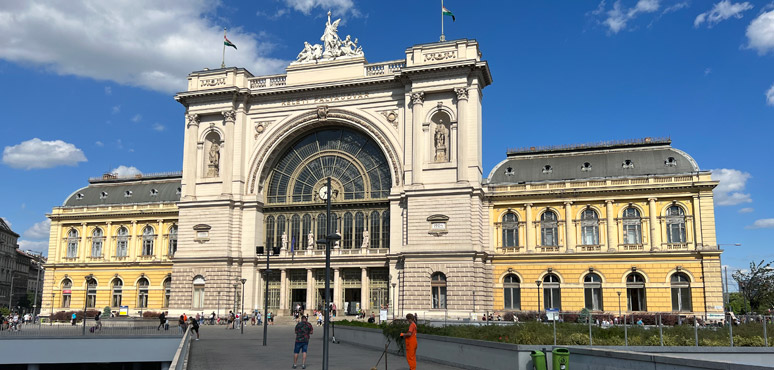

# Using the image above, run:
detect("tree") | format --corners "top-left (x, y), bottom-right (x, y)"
top-left (732, 260), bottom-right (774, 313)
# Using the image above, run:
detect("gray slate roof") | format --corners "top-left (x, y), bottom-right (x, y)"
top-left (63, 175), bottom-right (181, 207)
top-left (488, 142), bottom-right (699, 185)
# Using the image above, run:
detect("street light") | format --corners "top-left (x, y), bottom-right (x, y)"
top-left (217, 292), bottom-right (221, 321)
top-left (262, 246), bottom-right (272, 346)
top-left (391, 282), bottom-right (396, 320)
top-left (617, 291), bottom-right (622, 318)
top-left (535, 280), bottom-right (542, 321)
top-left (314, 176), bottom-right (340, 370)
top-left (50, 292), bottom-right (55, 326)
top-left (233, 283), bottom-right (239, 327)
top-left (83, 274), bottom-right (94, 335)
top-left (240, 278), bottom-right (246, 334)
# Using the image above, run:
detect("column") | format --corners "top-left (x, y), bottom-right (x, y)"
top-left (182, 114), bottom-right (199, 199)
top-left (410, 92), bottom-right (425, 184)
top-left (564, 201), bottom-right (574, 252)
top-left (454, 87), bottom-right (469, 182)
top-left (692, 195), bottom-right (703, 249)
top-left (361, 268), bottom-right (369, 311)
top-left (333, 268), bottom-right (341, 311)
top-left (256, 269), bottom-right (264, 312)
top-left (221, 110), bottom-right (235, 195)
top-left (525, 204), bottom-right (534, 252)
top-left (606, 201), bottom-right (616, 252)
top-left (306, 269), bottom-right (313, 311)
top-left (279, 269), bottom-right (287, 312)
top-left (648, 198), bottom-right (660, 251)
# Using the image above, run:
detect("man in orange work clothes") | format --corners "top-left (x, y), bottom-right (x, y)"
top-left (400, 313), bottom-right (418, 370)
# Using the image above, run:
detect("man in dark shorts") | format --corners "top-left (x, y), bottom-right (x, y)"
top-left (189, 317), bottom-right (200, 340)
top-left (292, 315), bottom-right (313, 369)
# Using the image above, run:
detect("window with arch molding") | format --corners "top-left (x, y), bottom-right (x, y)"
top-left (540, 211), bottom-right (558, 246)
top-left (343, 212), bottom-right (353, 248)
top-left (116, 227), bottom-right (129, 257)
top-left (141, 226), bottom-right (155, 256)
top-left (666, 205), bottom-right (686, 244)
top-left (671, 272), bottom-right (692, 312)
top-left (192, 276), bottom-right (206, 309)
top-left (291, 214), bottom-right (301, 251)
top-left (370, 211), bottom-right (381, 249)
top-left (163, 278), bottom-right (172, 308)
top-left (584, 273), bottom-right (603, 311)
top-left (626, 272), bottom-right (646, 311)
top-left (622, 207), bottom-right (642, 245)
top-left (66, 229), bottom-right (79, 258)
top-left (168, 225), bottom-right (178, 256)
top-left (354, 211), bottom-right (365, 248)
top-left (502, 212), bottom-right (518, 248)
top-left (111, 279), bottom-right (123, 307)
top-left (543, 273), bottom-right (561, 310)
top-left (580, 209), bottom-right (599, 245)
top-left (137, 277), bottom-right (149, 308)
top-left (91, 228), bottom-right (104, 257)
top-left (503, 274), bottom-right (521, 310)
top-left (61, 279), bottom-right (73, 308)
top-left (86, 277), bottom-right (98, 308)
top-left (431, 272), bottom-right (447, 309)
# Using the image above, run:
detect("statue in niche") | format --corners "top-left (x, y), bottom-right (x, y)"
top-left (434, 123), bottom-right (448, 162)
top-left (307, 231), bottom-right (315, 250)
top-left (361, 230), bottom-right (369, 248)
top-left (334, 229), bottom-right (341, 248)
top-left (281, 232), bottom-right (288, 250)
top-left (207, 141), bottom-right (221, 177)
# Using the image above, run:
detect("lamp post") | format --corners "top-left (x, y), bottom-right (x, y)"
top-left (32, 262), bottom-right (42, 321)
top-left (233, 283), bottom-right (239, 327)
top-left (240, 278), bottom-right (246, 334)
top-left (617, 291), bottom-right (622, 318)
top-left (50, 292), bottom-right (55, 326)
top-left (217, 292), bottom-right (221, 321)
top-left (535, 280), bottom-right (542, 321)
top-left (263, 246), bottom-right (272, 346)
top-left (8, 274), bottom-right (15, 309)
top-left (391, 282), bottom-right (396, 320)
top-left (83, 274), bottom-right (93, 335)
top-left (315, 176), bottom-right (340, 370)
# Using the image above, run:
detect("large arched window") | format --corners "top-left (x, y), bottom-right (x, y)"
top-left (622, 207), bottom-right (642, 245)
top-left (91, 228), bottom-right (104, 257)
top-left (116, 227), bottom-right (129, 257)
top-left (291, 214), bottom-right (301, 251)
top-left (141, 226), bottom-right (155, 256)
top-left (315, 214), bottom-right (326, 250)
top-left (666, 206), bottom-right (686, 243)
top-left (431, 272), bottom-right (447, 309)
top-left (137, 277), bottom-right (149, 308)
top-left (168, 225), bottom-right (178, 256)
top-left (503, 274), bottom-right (521, 310)
top-left (86, 277), bottom-right (97, 308)
top-left (370, 211), bottom-right (381, 249)
top-left (302, 214), bottom-right (312, 249)
top-left (584, 273), bottom-right (603, 311)
top-left (543, 274), bottom-right (561, 310)
top-left (540, 211), bottom-right (558, 246)
top-left (354, 212), bottom-right (365, 248)
top-left (192, 276), bottom-right (205, 309)
top-left (382, 211), bottom-right (390, 249)
top-left (111, 278), bottom-right (123, 307)
top-left (502, 212), bottom-right (518, 248)
top-left (671, 272), bottom-right (692, 312)
top-left (163, 277), bottom-right (172, 308)
top-left (343, 212), bottom-right (353, 248)
top-left (66, 229), bottom-right (79, 258)
top-left (626, 272), bottom-right (646, 311)
top-left (276, 215), bottom-right (286, 253)
top-left (61, 279), bottom-right (73, 308)
top-left (580, 209), bottom-right (599, 245)
top-left (266, 216), bottom-right (275, 252)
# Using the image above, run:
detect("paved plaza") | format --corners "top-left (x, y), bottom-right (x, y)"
top-left (188, 323), bottom-right (463, 370)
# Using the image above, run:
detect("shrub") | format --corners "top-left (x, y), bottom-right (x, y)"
top-left (567, 332), bottom-right (589, 345)
top-left (143, 311), bottom-right (161, 318)
top-left (503, 312), bottom-right (515, 321)
top-left (103, 307), bottom-right (111, 316)
top-left (579, 308), bottom-right (590, 323)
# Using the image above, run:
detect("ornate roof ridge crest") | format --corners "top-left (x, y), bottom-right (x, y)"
top-left (292, 10), bottom-right (364, 65)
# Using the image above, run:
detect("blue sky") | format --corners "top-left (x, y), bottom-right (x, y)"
top-left (1, 0), bottom-right (772, 279)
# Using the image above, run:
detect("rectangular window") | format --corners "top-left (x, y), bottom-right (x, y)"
top-left (432, 286), bottom-right (447, 309)
top-left (92, 240), bottom-right (103, 257)
top-left (623, 224), bottom-right (641, 244)
top-left (67, 242), bottom-right (78, 258)
top-left (544, 287), bottom-right (561, 310)
top-left (541, 227), bottom-right (557, 246)
top-left (584, 287), bottom-right (603, 311)
top-left (62, 294), bottom-right (71, 308)
top-left (142, 239), bottom-right (154, 256)
top-left (192, 286), bottom-right (205, 309)
top-left (117, 239), bottom-right (128, 257)
top-left (87, 291), bottom-right (96, 308)
top-left (112, 291), bottom-right (122, 307)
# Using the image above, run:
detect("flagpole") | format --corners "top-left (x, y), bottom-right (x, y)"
top-left (221, 28), bottom-right (227, 68)
top-left (440, 0), bottom-right (445, 41)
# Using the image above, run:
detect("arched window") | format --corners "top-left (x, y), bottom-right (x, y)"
top-left (503, 274), bottom-right (521, 310)
top-left (330, 213), bottom-right (338, 238)
top-left (290, 214), bottom-right (300, 251)
top-left (370, 211), bottom-right (381, 249)
top-left (671, 272), bottom-right (692, 312)
top-left (276, 215), bottom-right (286, 254)
top-left (66, 229), bottom-right (79, 258)
top-left (192, 276), bottom-right (205, 309)
top-left (382, 211), bottom-right (390, 249)
top-left (622, 207), bottom-right (642, 245)
top-left (354, 212), bottom-right (365, 248)
top-left (580, 209), bottom-right (599, 245)
top-left (315, 214), bottom-right (326, 250)
top-left (302, 214), bottom-right (312, 249)
top-left (265, 216), bottom-right (275, 253)
top-left (502, 212), bottom-right (518, 248)
top-left (343, 212), bottom-right (353, 248)
top-left (163, 277), bottom-right (172, 308)
top-left (540, 211), bottom-right (558, 246)
top-left (91, 228), bottom-right (104, 257)
top-left (116, 227), bottom-right (129, 257)
top-left (584, 273), bottom-right (603, 311)
top-left (111, 279), bottom-right (123, 307)
top-left (543, 273), bottom-right (561, 310)
top-left (141, 226), bottom-right (155, 256)
top-left (61, 279), bottom-right (72, 308)
top-left (86, 277), bottom-right (97, 308)
top-left (666, 206), bottom-right (686, 243)
top-left (626, 272), bottom-right (647, 311)
top-left (431, 272), bottom-right (447, 309)
top-left (137, 277), bottom-right (149, 308)
top-left (168, 225), bottom-right (178, 256)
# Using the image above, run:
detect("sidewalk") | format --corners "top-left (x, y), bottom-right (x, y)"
top-left (188, 323), bottom-right (463, 370)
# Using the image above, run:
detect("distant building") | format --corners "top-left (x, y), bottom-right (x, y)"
top-left (0, 218), bottom-right (35, 311)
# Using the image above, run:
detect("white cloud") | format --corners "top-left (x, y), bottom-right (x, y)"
top-left (0, 217), bottom-right (11, 228)
top-left (766, 83), bottom-right (774, 106)
top-left (0, 0), bottom-right (288, 94)
top-left (711, 168), bottom-right (752, 206)
top-left (104, 86), bottom-right (111, 95)
top-left (746, 218), bottom-right (774, 229)
top-left (593, 0), bottom-right (662, 34)
top-left (152, 123), bottom-right (166, 132)
top-left (111, 165), bottom-right (142, 177)
top-left (2, 138), bottom-right (87, 170)
top-left (131, 114), bottom-right (142, 123)
top-left (739, 207), bottom-right (754, 213)
top-left (17, 240), bottom-right (48, 254)
top-left (283, 0), bottom-right (356, 16)
top-left (95, 141), bottom-right (104, 147)
top-left (746, 10), bottom-right (774, 54)
top-left (704, 67), bottom-right (712, 76)
top-left (23, 219), bottom-right (51, 239)
top-left (663, 2), bottom-right (689, 14)
top-left (112, 105), bottom-right (121, 114)
top-left (694, 1), bottom-right (753, 28)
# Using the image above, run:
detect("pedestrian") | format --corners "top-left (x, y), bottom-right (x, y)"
top-left (71, 312), bottom-right (77, 326)
top-left (189, 317), bottom-right (200, 340)
top-left (332, 303), bottom-right (337, 318)
top-left (179, 315), bottom-right (187, 334)
top-left (210, 311), bottom-right (216, 325)
top-left (257, 311), bottom-right (262, 325)
top-left (227, 311), bottom-right (233, 329)
top-left (94, 311), bottom-right (102, 331)
top-left (317, 311), bottom-right (323, 326)
top-left (292, 315), bottom-right (314, 369)
top-left (400, 313), bottom-right (418, 370)
top-left (268, 311), bottom-right (273, 325)
top-left (158, 311), bottom-right (167, 330)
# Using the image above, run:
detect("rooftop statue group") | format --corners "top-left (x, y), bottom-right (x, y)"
top-left (295, 11), bottom-right (363, 63)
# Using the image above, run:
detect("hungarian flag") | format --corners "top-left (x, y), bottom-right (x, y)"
top-left (442, 6), bottom-right (455, 22)
top-left (224, 36), bottom-right (237, 50)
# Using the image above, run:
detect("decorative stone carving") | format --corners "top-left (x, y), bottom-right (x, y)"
top-left (317, 105), bottom-right (329, 120)
top-left (380, 110), bottom-right (398, 127)
top-left (410, 92), bottom-right (425, 105)
top-left (254, 121), bottom-right (271, 138)
top-left (307, 231), bottom-right (315, 250)
top-left (423, 51), bottom-right (457, 62)
top-left (281, 232), bottom-right (288, 251)
top-left (434, 123), bottom-right (448, 162)
top-left (207, 140), bottom-right (221, 177)
top-left (292, 11), bottom-right (364, 64)
top-left (454, 87), bottom-right (469, 101)
top-left (186, 113), bottom-right (200, 128)
top-left (361, 230), bottom-right (369, 249)
top-left (222, 110), bottom-right (236, 123)
top-left (334, 230), bottom-right (341, 248)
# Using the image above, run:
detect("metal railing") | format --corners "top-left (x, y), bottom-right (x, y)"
top-left (0, 319), bottom-right (184, 337)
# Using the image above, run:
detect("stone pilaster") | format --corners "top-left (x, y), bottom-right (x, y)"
top-left (182, 113), bottom-right (199, 199)
top-left (361, 267), bottom-right (369, 311)
top-left (221, 110), bottom-right (236, 196)
top-left (606, 200), bottom-right (616, 252)
top-left (410, 91), bottom-right (425, 184)
top-left (525, 204), bottom-right (534, 252)
top-left (454, 87), bottom-right (469, 182)
top-left (649, 198), bottom-right (660, 251)
top-left (564, 202), bottom-right (574, 253)
top-left (279, 269), bottom-right (287, 311)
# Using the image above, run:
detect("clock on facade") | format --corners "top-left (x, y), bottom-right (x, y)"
top-left (318, 186), bottom-right (329, 200)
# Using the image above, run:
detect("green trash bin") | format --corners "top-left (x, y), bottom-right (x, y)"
top-left (552, 348), bottom-right (570, 370)
top-left (530, 350), bottom-right (547, 370)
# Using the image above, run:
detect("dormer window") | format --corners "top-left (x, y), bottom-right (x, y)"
top-left (504, 166), bottom-right (515, 176)
top-left (124, 190), bottom-right (133, 198)
top-left (581, 162), bottom-right (592, 172)
top-left (100, 191), bottom-right (108, 199)
top-left (665, 157), bottom-right (677, 167)
top-left (150, 189), bottom-right (159, 197)
top-left (76, 193), bottom-right (84, 200)
top-left (622, 159), bottom-right (634, 169)
top-left (542, 165), bottom-right (553, 174)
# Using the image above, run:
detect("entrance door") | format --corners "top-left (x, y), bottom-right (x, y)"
top-left (344, 288), bottom-right (361, 315)
top-left (317, 288), bottom-right (333, 311)
top-left (291, 289), bottom-right (307, 311)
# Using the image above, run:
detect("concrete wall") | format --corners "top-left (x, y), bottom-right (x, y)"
top-left (569, 347), bottom-right (774, 370)
top-left (0, 336), bottom-right (180, 365)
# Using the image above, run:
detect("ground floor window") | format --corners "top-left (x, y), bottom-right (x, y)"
top-left (192, 276), bottom-right (205, 309)
top-left (431, 272), bottom-right (447, 309)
